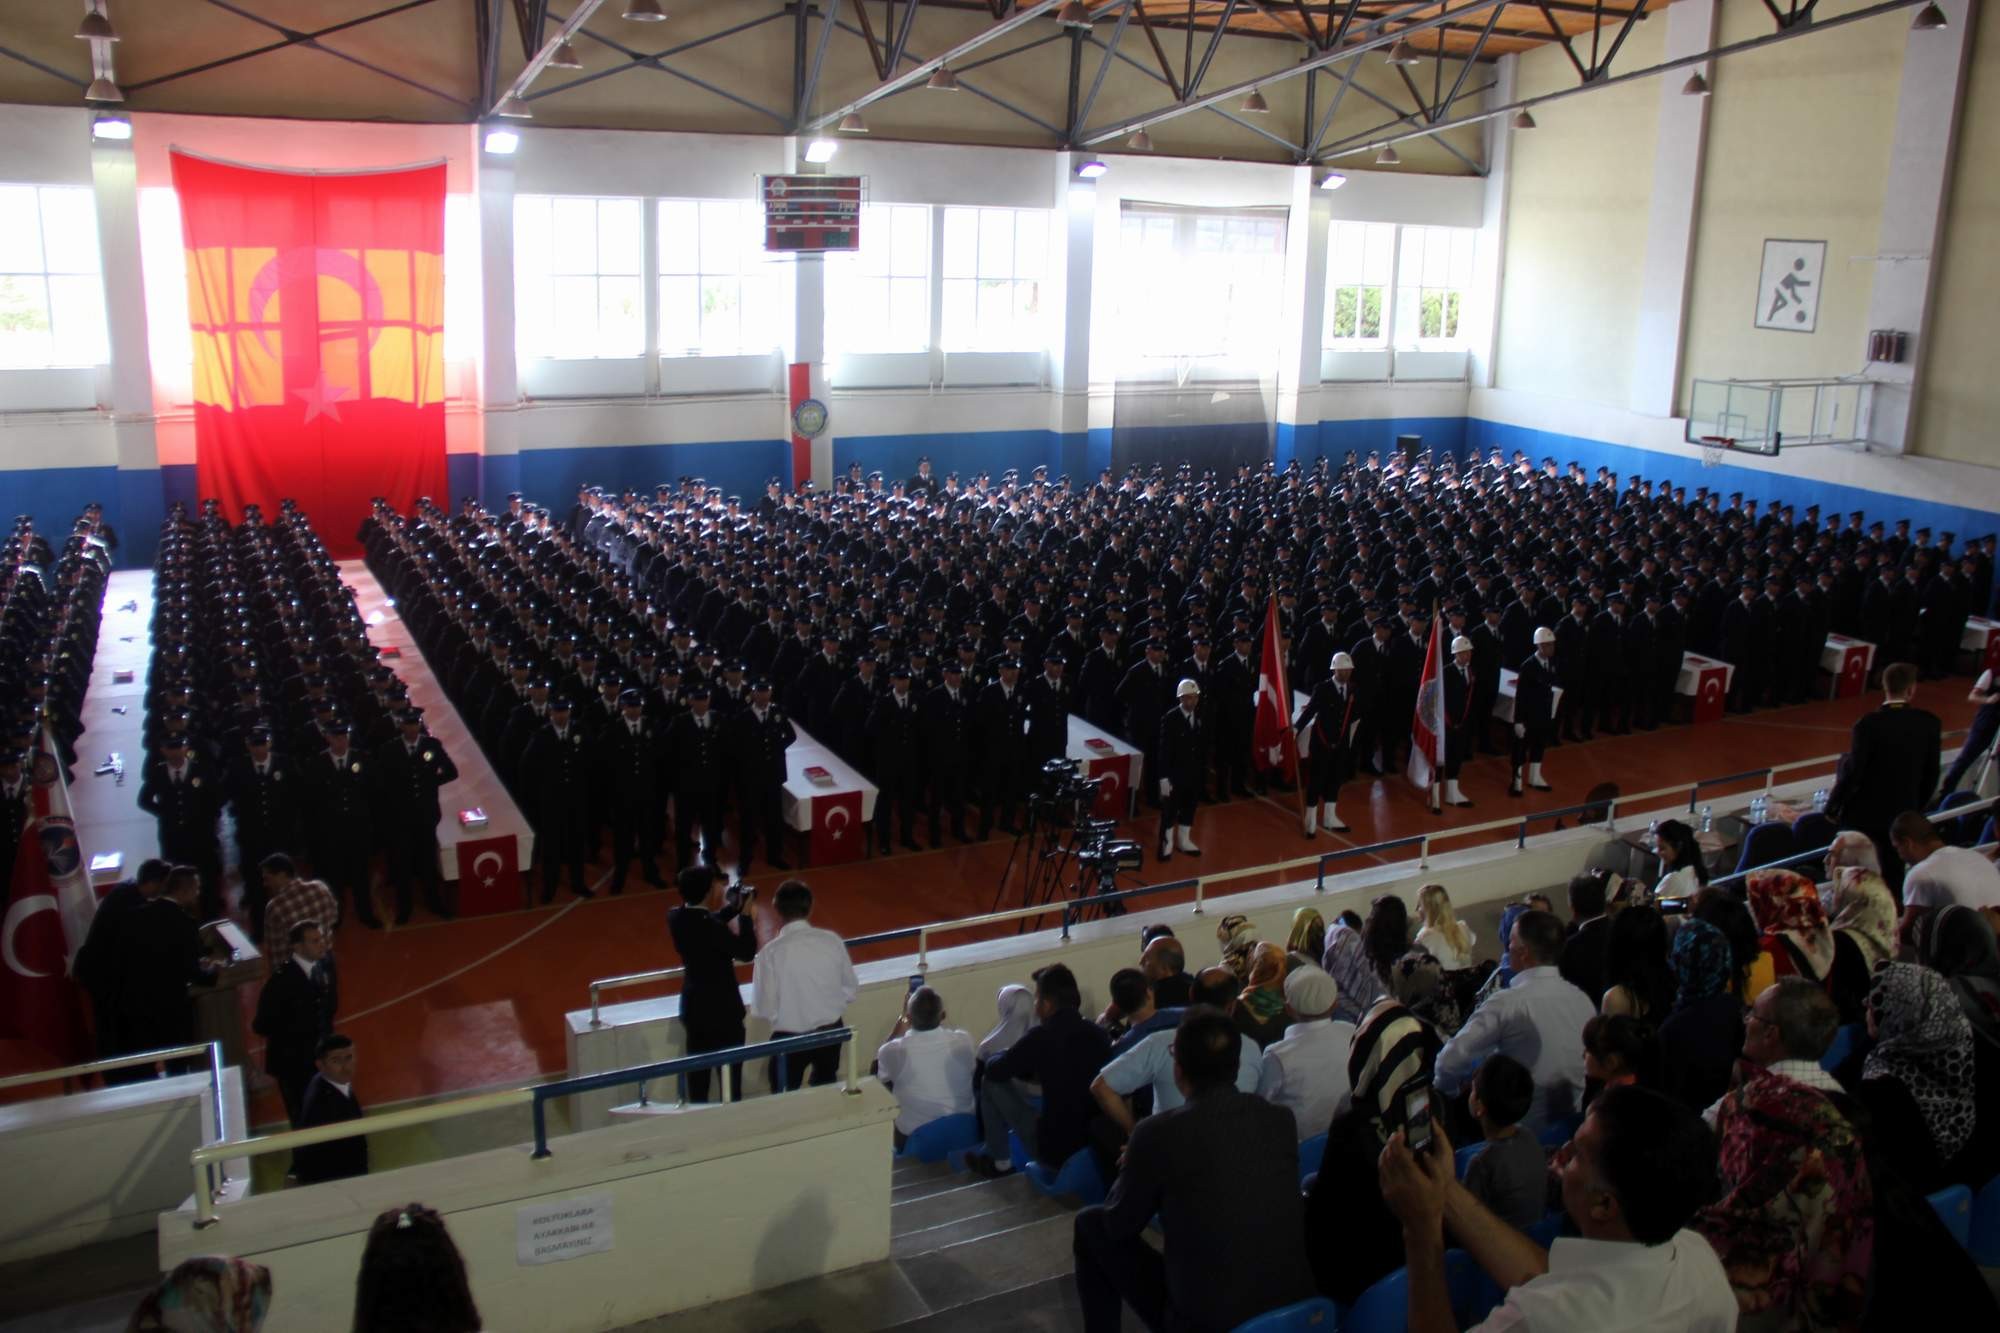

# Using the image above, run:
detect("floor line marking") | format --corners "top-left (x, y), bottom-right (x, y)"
top-left (336, 892), bottom-right (589, 1026)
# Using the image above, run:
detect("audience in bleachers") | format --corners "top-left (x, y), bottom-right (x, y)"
top-left (1434, 909), bottom-right (1592, 1134)
top-left (1659, 917), bottom-right (1747, 1114)
top-left (969, 964), bottom-right (1111, 1179)
top-left (1581, 1013), bottom-right (1659, 1099)
top-left (874, 986), bottom-right (976, 1150)
top-left (1460, 1054), bottom-right (1544, 1235)
top-left (1255, 964), bottom-right (1356, 1142)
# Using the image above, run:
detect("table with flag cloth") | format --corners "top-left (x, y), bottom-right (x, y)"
top-left (1821, 635), bottom-right (1876, 700)
top-left (1676, 653), bottom-right (1736, 724)
top-left (1068, 716), bottom-right (1142, 819)
top-left (1491, 671), bottom-right (1564, 724)
top-left (780, 723), bottom-right (878, 865)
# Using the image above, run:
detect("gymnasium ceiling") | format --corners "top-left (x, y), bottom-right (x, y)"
top-left (0, 1), bottom-right (1681, 169)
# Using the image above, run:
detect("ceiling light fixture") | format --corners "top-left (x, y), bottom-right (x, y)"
top-left (91, 114), bottom-right (132, 141)
top-left (838, 111), bottom-right (868, 133)
top-left (1074, 158), bottom-right (1108, 179)
top-left (804, 137), bottom-right (839, 163)
top-left (1385, 38), bottom-right (1421, 66)
top-left (1512, 108), bottom-right (1537, 129)
top-left (1240, 87), bottom-right (1270, 114)
top-left (483, 127), bottom-right (520, 154)
top-left (76, 9), bottom-right (118, 41)
top-left (494, 94), bottom-right (533, 119)
top-left (548, 40), bottom-right (582, 69)
top-left (1127, 128), bottom-right (1154, 151)
top-left (85, 75), bottom-right (123, 103)
top-left (1681, 71), bottom-right (1710, 96)
top-left (623, 0), bottom-right (667, 20)
top-left (926, 66), bottom-right (961, 91)
top-left (1057, 1), bottom-right (1093, 26)
top-left (1375, 144), bottom-right (1401, 166)
top-left (1318, 170), bottom-right (1347, 191)
top-left (1911, 2), bottom-right (1947, 28)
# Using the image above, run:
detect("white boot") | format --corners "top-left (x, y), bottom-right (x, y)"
top-left (1510, 768), bottom-right (1524, 797)
top-left (1528, 762), bottom-right (1551, 791)
top-left (1322, 801), bottom-right (1349, 832)
top-left (1446, 779), bottom-right (1471, 808)
top-left (1302, 804), bottom-right (1319, 838)
top-left (1158, 824), bottom-right (1174, 861)
top-left (1177, 824), bottom-right (1200, 855)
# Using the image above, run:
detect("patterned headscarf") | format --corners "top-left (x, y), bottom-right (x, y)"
top-left (1746, 868), bottom-right (1835, 981)
top-left (127, 1257), bottom-right (271, 1333)
top-left (1240, 941), bottom-right (1290, 1023)
top-left (1864, 962), bottom-right (1976, 1161)
top-left (1288, 907), bottom-right (1327, 962)
top-left (1830, 869), bottom-right (1897, 968)
top-left (1912, 904), bottom-right (2000, 1050)
top-left (1322, 923), bottom-right (1381, 1025)
top-left (1217, 913), bottom-right (1258, 981)
top-left (1671, 918), bottom-right (1735, 1012)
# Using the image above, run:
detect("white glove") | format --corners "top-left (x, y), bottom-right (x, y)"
top-left (1159, 778), bottom-right (1173, 798)
top-left (1513, 722), bottom-right (1526, 738)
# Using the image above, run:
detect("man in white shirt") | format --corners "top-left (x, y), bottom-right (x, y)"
top-left (1434, 911), bottom-right (1594, 1134)
top-left (1892, 810), bottom-right (2000, 941)
top-left (874, 986), bottom-right (976, 1149)
top-left (1089, 969), bottom-right (1259, 1170)
top-left (750, 880), bottom-right (859, 1092)
top-left (1256, 965), bottom-right (1354, 1141)
top-left (1380, 1084), bottom-right (1737, 1332)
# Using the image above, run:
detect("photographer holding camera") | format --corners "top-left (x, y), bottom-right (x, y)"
top-left (667, 864), bottom-right (758, 1102)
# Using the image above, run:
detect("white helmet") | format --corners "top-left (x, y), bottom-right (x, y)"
top-left (1176, 678), bottom-right (1201, 699)
top-left (1331, 652), bottom-right (1355, 671)
top-left (1533, 626), bottom-right (1557, 645)
top-left (1451, 636), bottom-right (1474, 654)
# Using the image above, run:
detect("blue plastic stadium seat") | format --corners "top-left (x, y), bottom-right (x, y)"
top-left (1935, 790), bottom-right (1982, 846)
top-left (1230, 1296), bottom-right (1340, 1332)
top-left (1734, 820), bottom-right (1796, 875)
top-left (1455, 1143), bottom-right (1483, 1179)
top-left (1535, 1113), bottom-right (1583, 1150)
top-left (1011, 1130), bottom-right (1107, 1205)
top-left (1970, 1175), bottom-right (2000, 1267)
top-left (896, 1113), bottom-right (979, 1164)
top-left (1979, 815), bottom-right (1997, 850)
top-left (1820, 1023), bottom-right (1864, 1074)
top-left (1788, 811), bottom-right (1836, 853)
top-left (1929, 1184), bottom-right (1973, 1250)
top-left (1526, 1211), bottom-right (1564, 1248)
top-left (1297, 1132), bottom-right (1327, 1184)
top-left (1337, 1266), bottom-right (1409, 1333)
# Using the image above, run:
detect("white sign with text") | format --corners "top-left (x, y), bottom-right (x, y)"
top-left (516, 1192), bottom-right (614, 1266)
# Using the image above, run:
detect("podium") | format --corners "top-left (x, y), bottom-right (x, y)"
top-left (192, 919), bottom-right (262, 1071)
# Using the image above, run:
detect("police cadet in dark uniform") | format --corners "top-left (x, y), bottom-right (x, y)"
top-left (310, 721), bottom-right (381, 928)
top-left (1157, 678), bottom-right (1207, 862)
top-left (1511, 627), bottom-right (1560, 797)
top-left (866, 665), bottom-right (924, 854)
top-left (1211, 628), bottom-right (1259, 798)
top-left (599, 687), bottom-right (667, 893)
top-left (730, 679), bottom-right (795, 877)
top-left (136, 730), bottom-right (225, 919)
top-left (524, 697), bottom-right (595, 903)
top-left (922, 660), bottom-right (976, 847)
top-left (226, 725), bottom-right (302, 936)
top-left (666, 686), bottom-right (728, 872)
top-left (1115, 639), bottom-right (1173, 808)
top-left (1442, 636), bottom-right (1479, 809)
top-left (372, 706), bottom-right (458, 923)
top-left (1293, 652), bottom-right (1357, 836)
top-left (978, 656), bottom-right (1033, 836)
top-left (1024, 650), bottom-right (1071, 771)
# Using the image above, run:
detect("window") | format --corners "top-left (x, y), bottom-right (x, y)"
top-left (1109, 206), bottom-right (1285, 370)
top-left (658, 199), bottom-right (783, 358)
top-left (940, 206), bottom-right (1045, 352)
top-left (514, 194), bottom-right (643, 360)
top-left (1323, 221), bottom-right (1394, 345)
top-left (825, 204), bottom-right (929, 354)
top-left (0, 184), bottom-right (108, 369)
top-left (1394, 225), bottom-right (1476, 345)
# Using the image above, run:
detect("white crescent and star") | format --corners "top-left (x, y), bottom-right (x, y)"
top-left (472, 850), bottom-right (503, 885)
top-left (2, 894), bottom-right (58, 979)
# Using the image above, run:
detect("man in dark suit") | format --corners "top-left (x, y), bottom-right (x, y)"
top-left (666, 687), bottom-right (728, 872)
top-left (1071, 1006), bottom-right (1314, 1333)
top-left (135, 733), bottom-right (225, 919)
top-left (866, 666), bottom-right (924, 854)
top-left (307, 722), bottom-right (382, 928)
top-left (978, 657), bottom-right (1033, 836)
top-left (252, 919), bottom-right (336, 1125)
top-left (1157, 678), bottom-right (1207, 862)
top-left (111, 868), bottom-right (217, 1076)
top-left (667, 865), bottom-right (758, 1102)
top-left (597, 688), bottom-right (667, 893)
top-left (523, 697), bottom-right (596, 903)
top-left (921, 661), bottom-right (976, 847)
top-left (729, 680), bottom-right (795, 876)
top-left (73, 858), bottom-right (172, 1064)
top-left (292, 1034), bottom-right (367, 1184)
top-left (1826, 660), bottom-right (1942, 891)
top-left (370, 707), bottom-right (458, 923)
top-left (1557, 871), bottom-right (1613, 1004)
top-left (226, 726), bottom-right (302, 936)
top-left (1115, 641), bottom-right (1173, 808)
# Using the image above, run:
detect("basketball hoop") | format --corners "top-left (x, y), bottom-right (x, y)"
top-left (1698, 436), bottom-right (1735, 469)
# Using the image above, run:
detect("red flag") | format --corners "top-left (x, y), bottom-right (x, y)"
top-left (454, 834), bottom-right (522, 916)
top-left (810, 790), bottom-right (863, 865)
top-left (0, 729), bottom-right (94, 1063)
top-left (171, 151), bottom-right (448, 558)
top-left (1253, 596), bottom-right (1299, 783)
top-left (1407, 613), bottom-right (1446, 792)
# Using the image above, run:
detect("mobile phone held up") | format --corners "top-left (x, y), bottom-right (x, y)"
top-left (1402, 1078), bottom-right (1434, 1156)
top-left (908, 974), bottom-right (926, 995)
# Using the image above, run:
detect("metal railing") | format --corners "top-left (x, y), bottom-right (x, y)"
top-left (1707, 791), bottom-right (2000, 889)
top-left (1687, 767), bottom-right (1775, 811)
top-left (0, 1042), bottom-right (234, 1202)
top-left (1315, 835), bottom-right (1428, 892)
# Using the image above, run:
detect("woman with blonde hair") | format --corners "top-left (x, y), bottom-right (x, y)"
top-left (1412, 884), bottom-right (1476, 971)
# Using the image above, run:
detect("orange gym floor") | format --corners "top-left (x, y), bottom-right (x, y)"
top-left (29, 572), bottom-right (1988, 1127)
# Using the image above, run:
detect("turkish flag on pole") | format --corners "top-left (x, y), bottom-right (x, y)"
top-left (1253, 597), bottom-right (1298, 784)
top-left (171, 151), bottom-right (447, 557)
top-left (454, 834), bottom-right (522, 916)
top-left (1407, 613), bottom-right (1446, 793)
top-left (0, 728), bottom-right (95, 1063)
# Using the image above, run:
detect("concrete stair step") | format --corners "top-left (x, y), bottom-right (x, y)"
top-left (891, 1187), bottom-right (1075, 1260)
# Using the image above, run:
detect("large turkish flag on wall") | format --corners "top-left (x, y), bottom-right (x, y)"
top-left (171, 151), bottom-right (447, 556)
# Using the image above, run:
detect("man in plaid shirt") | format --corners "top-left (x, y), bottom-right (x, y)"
top-left (260, 853), bottom-right (339, 970)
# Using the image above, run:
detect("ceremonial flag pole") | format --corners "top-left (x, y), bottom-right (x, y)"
top-left (1407, 604), bottom-right (1446, 812)
top-left (1253, 595), bottom-right (1305, 821)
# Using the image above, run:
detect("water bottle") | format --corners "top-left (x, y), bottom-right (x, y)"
top-left (1750, 795), bottom-right (1766, 824)
top-left (1700, 804), bottom-right (1713, 834)
top-left (1647, 818), bottom-right (1660, 852)
top-left (1813, 788), bottom-right (1829, 812)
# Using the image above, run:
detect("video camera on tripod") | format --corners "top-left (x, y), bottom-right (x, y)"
top-left (1031, 757), bottom-right (1104, 825)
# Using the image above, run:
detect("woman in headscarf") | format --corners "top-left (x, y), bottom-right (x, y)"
top-left (1657, 917), bottom-right (1744, 1114)
top-left (978, 984), bottom-right (1034, 1062)
top-left (1827, 868), bottom-right (1897, 1024)
top-left (1746, 868), bottom-right (1836, 986)
top-left (1216, 913), bottom-right (1257, 982)
top-left (1598, 905), bottom-right (1675, 1022)
top-left (1302, 985), bottom-right (1443, 1305)
top-left (1911, 905), bottom-right (2000, 1185)
top-left (1286, 906), bottom-right (1326, 969)
top-left (1236, 941), bottom-right (1291, 1050)
top-left (1850, 962), bottom-right (1979, 1194)
top-left (1691, 887), bottom-right (1763, 1000)
top-left (1321, 921), bottom-right (1380, 1025)
top-left (127, 1257), bottom-right (270, 1333)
